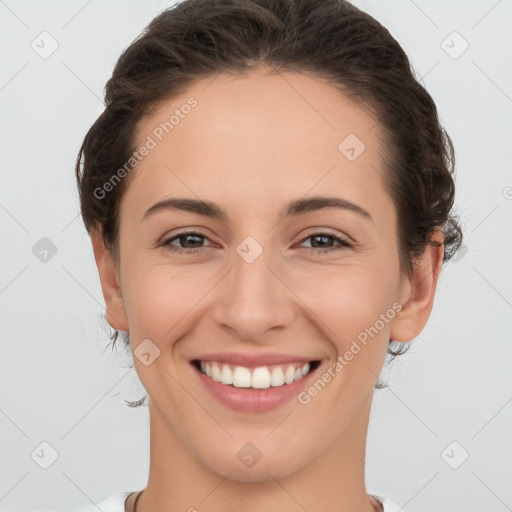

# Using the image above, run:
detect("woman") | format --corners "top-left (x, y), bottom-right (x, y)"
top-left (75, 0), bottom-right (462, 510)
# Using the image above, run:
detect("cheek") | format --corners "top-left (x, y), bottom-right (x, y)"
top-left (293, 260), bottom-right (400, 351)
top-left (120, 258), bottom-right (215, 341)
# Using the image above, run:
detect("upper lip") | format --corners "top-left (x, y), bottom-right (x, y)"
top-left (191, 352), bottom-right (320, 368)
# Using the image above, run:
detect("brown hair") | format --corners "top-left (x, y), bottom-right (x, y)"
top-left (75, 0), bottom-right (463, 397)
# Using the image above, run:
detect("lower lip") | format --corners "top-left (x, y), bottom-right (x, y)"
top-left (192, 363), bottom-right (319, 413)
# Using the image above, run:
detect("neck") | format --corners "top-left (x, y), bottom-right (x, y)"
top-left (138, 389), bottom-right (378, 512)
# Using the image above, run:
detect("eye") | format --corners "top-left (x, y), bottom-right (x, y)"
top-left (298, 232), bottom-right (352, 253)
top-left (160, 230), bottom-right (213, 254)
top-left (160, 230), bottom-right (353, 255)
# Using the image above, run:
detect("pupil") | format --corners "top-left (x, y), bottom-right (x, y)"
top-left (312, 235), bottom-right (331, 248)
top-left (183, 234), bottom-right (202, 247)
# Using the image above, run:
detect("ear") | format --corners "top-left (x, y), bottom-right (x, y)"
top-left (90, 227), bottom-right (129, 331)
top-left (390, 228), bottom-right (445, 342)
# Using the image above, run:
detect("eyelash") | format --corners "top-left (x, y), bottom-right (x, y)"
top-left (160, 230), bottom-right (353, 255)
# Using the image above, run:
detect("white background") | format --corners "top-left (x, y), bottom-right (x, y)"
top-left (0, 1), bottom-right (511, 511)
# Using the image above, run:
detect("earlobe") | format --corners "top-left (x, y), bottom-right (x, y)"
top-left (90, 227), bottom-right (129, 331)
top-left (390, 228), bottom-right (445, 343)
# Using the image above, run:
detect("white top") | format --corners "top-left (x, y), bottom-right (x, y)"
top-left (74, 491), bottom-right (409, 511)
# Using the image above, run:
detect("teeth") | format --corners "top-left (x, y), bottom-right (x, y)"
top-left (251, 367), bottom-right (271, 389)
top-left (270, 366), bottom-right (285, 386)
top-left (200, 361), bottom-right (312, 389)
top-left (233, 366), bottom-right (252, 387)
top-left (221, 364), bottom-right (233, 385)
top-left (284, 365), bottom-right (295, 384)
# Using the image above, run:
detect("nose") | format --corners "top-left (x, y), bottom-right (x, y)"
top-left (212, 242), bottom-right (296, 342)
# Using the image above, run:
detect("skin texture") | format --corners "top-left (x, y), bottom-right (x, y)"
top-left (91, 68), bottom-right (444, 512)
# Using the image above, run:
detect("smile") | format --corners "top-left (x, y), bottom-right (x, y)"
top-left (190, 355), bottom-right (322, 412)
top-left (193, 360), bottom-right (320, 389)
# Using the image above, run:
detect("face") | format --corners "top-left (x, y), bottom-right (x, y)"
top-left (92, 67), bottom-right (442, 483)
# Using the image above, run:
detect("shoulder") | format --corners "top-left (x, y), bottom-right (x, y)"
top-left (371, 494), bottom-right (411, 512)
top-left (72, 491), bottom-right (134, 512)
top-left (73, 492), bottom-right (407, 512)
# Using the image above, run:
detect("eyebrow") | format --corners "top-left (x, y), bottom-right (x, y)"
top-left (142, 195), bottom-right (372, 222)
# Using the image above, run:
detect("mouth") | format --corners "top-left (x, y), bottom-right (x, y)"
top-left (191, 359), bottom-right (321, 390)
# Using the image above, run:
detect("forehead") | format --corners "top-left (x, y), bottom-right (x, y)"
top-left (121, 68), bottom-right (391, 223)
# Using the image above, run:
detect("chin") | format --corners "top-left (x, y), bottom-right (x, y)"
top-left (200, 447), bottom-right (308, 484)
